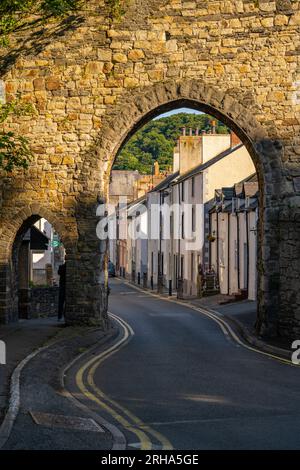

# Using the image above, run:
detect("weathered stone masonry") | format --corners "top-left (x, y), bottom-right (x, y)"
top-left (0, 0), bottom-right (299, 337)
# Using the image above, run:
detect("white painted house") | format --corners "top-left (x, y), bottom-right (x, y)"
top-left (113, 128), bottom-right (258, 301)
top-left (209, 179), bottom-right (259, 301)
top-left (146, 129), bottom-right (256, 298)
top-left (30, 218), bottom-right (64, 285)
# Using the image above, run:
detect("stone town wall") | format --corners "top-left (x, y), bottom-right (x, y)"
top-left (30, 287), bottom-right (59, 318)
top-left (0, 0), bottom-right (299, 337)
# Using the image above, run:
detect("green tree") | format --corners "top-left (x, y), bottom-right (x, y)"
top-left (113, 150), bottom-right (139, 171)
top-left (0, 0), bottom-right (79, 46)
top-left (114, 112), bottom-right (229, 174)
top-left (0, 98), bottom-right (34, 172)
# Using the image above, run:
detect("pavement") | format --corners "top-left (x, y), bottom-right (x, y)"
top-left (0, 318), bottom-right (118, 450)
top-left (0, 318), bottom-right (61, 424)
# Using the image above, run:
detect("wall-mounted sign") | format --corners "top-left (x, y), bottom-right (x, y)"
top-left (0, 80), bottom-right (6, 104)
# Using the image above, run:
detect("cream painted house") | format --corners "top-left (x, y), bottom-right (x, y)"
top-left (117, 195), bottom-right (148, 284)
top-left (113, 128), bottom-right (257, 301)
top-left (147, 130), bottom-right (255, 298)
top-left (209, 179), bottom-right (259, 301)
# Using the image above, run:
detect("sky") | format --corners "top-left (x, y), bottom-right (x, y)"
top-left (154, 107), bottom-right (203, 119)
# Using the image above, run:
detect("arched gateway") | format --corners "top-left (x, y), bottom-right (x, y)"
top-left (0, 2), bottom-right (299, 338)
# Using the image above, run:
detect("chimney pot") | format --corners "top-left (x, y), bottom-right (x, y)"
top-left (230, 131), bottom-right (241, 148)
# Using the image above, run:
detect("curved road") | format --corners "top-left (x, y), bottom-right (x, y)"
top-left (85, 278), bottom-right (300, 450)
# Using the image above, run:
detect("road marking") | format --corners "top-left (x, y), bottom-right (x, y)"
top-left (75, 315), bottom-right (151, 449)
top-left (118, 280), bottom-right (298, 367)
top-left (119, 292), bottom-right (137, 295)
top-left (88, 313), bottom-right (173, 450)
top-left (75, 312), bottom-right (173, 450)
top-left (88, 361), bottom-right (173, 449)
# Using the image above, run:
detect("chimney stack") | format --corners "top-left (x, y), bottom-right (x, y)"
top-left (231, 131), bottom-right (241, 148)
top-left (211, 120), bottom-right (216, 134)
top-left (154, 160), bottom-right (160, 176)
top-left (195, 127), bottom-right (199, 136)
top-left (182, 127), bottom-right (186, 136)
top-left (189, 127), bottom-right (193, 136)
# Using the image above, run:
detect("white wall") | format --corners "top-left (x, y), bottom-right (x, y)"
top-left (205, 146), bottom-right (255, 203)
top-left (119, 139), bottom-right (256, 300)
top-left (169, 173), bottom-right (204, 296)
top-left (209, 207), bottom-right (258, 301)
top-left (218, 213), bottom-right (229, 294)
top-left (229, 214), bottom-right (239, 295)
top-left (147, 191), bottom-right (160, 285)
top-left (248, 210), bottom-right (258, 301)
top-left (32, 219), bottom-right (53, 269)
top-left (202, 134), bottom-right (231, 163)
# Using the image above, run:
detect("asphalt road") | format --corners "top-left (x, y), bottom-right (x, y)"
top-left (2, 278), bottom-right (300, 451)
top-left (90, 278), bottom-right (300, 450)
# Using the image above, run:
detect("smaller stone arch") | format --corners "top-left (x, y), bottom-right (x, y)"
top-left (0, 203), bottom-right (78, 324)
top-left (0, 204), bottom-right (77, 260)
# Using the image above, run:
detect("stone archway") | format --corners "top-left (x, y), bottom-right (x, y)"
top-left (80, 80), bottom-right (275, 189)
top-left (0, 203), bottom-right (76, 324)
top-left (79, 79), bottom-right (296, 338)
top-left (0, 79), bottom-right (298, 338)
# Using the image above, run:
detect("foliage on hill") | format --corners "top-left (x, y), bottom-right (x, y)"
top-left (113, 113), bottom-right (229, 174)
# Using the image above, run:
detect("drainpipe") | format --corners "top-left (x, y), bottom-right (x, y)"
top-left (237, 211), bottom-right (240, 291)
top-left (216, 210), bottom-right (219, 282)
top-left (170, 188), bottom-right (173, 293)
top-left (208, 211), bottom-right (212, 270)
top-left (178, 183), bottom-right (181, 277)
top-left (227, 212), bottom-right (230, 295)
top-left (246, 209), bottom-right (250, 295)
top-left (157, 190), bottom-right (163, 293)
top-left (177, 183), bottom-right (182, 296)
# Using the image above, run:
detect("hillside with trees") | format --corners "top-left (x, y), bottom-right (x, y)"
top-left (113, 113), bottom-right (229, 174)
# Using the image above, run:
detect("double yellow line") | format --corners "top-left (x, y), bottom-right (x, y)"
top-left (75, 312), bottom-right (173, 450)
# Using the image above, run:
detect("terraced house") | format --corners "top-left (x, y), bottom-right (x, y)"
top-left (117, 127), bottom-right (256, 299)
